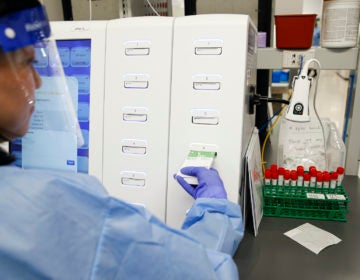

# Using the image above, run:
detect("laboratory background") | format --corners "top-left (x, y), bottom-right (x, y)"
top-left (38, 0), bottom-right (359, 177)
top-left (2, 0), bottom-right (360, 279)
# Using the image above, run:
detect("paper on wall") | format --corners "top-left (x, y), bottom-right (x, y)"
top-left (245, 128), bottom-right (263, 236)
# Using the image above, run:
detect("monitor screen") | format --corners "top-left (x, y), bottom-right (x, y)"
top-left (10, 39), bottom-right (92, 174)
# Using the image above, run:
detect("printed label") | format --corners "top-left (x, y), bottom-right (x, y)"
top-left (326, 194), bottom-right (346, 201)
top-left (306, 193), bottom-right (325, 200)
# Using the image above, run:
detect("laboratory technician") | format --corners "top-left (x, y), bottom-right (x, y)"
top-left (0, 1), bottom-right (244, 279)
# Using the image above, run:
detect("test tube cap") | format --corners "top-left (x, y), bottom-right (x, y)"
top-left (290, 170), bottom-right (298, 180)
top-left (316, 172), bottom-right (323, 182)
top-left (278, 167), bottom-right (285, 175)
top-left (337, 166), bottom-right (345, 175)
top-left (323, 173), bottom-right (330, 182)
top-left (270, 164), bottom-right (278, 173)
top-left (265, 169), bottom-right (271, 179)
top-left (304, 173), bottom-right (310, 181)
top-left (331, 172), bottom-right (339, 180)
top-left (297, 165), bottom-right (304, 175)
top-left (284, 170), bottom-right (291, 180)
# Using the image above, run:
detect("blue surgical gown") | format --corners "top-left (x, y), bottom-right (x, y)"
top-left (0, 166), bottom-right (243, 279)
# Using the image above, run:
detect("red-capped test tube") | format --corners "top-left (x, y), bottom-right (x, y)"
top-left (330, 172), bottom-right (338, 189)
top-left (270, 164), bottom-right (278, 173)
top-left (337, 166), bottom-right (344, 186)
top-left (323, 172), bottom-right (330, 188)
top-left (297, 166), bottom-right (304, 186)
top-left (303, 173), bottom-right (310, 187)
top-left (278, 167), bottom-right (285, 186)
top-left (290, 170), bottom-right (298, 187)
top-left (309, 167), bottom-right (317, 187)
top-left (264, 169), bottom-right (271, 185)
top-left (309, 166), bottom-right (316, 172)
top-left (316, 171), bottom-right (323, 188)
top-left (284, 170), bottom-right (290, 186)
top-left (271, 171), bottom-right (278, 186)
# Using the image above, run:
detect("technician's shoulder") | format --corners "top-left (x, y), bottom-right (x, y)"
top-left (0, 165), bottom-right (108, 198)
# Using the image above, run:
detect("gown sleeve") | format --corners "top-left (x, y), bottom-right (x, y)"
top-left (0, 166), bottom-right (243, 280)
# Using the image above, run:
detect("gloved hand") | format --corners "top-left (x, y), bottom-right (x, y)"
top-left (174, 166), bottom-right (227, 199)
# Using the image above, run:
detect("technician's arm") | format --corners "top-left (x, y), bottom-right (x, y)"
top-left (0, 166), bottom-right (241, 279)
top-left (175, 167), bottom-right (244, 256)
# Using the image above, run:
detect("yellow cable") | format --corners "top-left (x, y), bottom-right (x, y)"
top-left (261, 89), bottom-right (293, 175)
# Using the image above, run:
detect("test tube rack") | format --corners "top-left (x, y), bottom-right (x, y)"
top-left (263, 184), bottom-right (350, 222)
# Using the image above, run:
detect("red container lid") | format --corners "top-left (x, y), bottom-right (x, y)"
top-left (272, 171), bottom-right (279, 179)
top-left (304, 173), bottom-right (310, 181)
top-left (275, 14), bottom-right (316, 49)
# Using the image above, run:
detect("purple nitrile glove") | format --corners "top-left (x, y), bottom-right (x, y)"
top-left (175, 166), bottom-right (227, 199)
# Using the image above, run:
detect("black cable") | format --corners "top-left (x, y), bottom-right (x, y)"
top-left (251, 94), bottom-right (289, 107)
top-left (259, 96), bottom-right (290, 105)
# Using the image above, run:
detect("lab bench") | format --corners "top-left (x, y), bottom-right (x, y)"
top-left (234, 175), bottom-right (360, 280)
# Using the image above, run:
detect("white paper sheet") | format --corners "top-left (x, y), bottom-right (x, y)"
top-left (284, 223), bottom-right (342, 254)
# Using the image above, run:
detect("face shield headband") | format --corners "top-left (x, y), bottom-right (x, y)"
top-left (0, 5), bottom-right (50, 52)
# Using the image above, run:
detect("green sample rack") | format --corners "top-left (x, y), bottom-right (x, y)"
top-left (263, 184), bottom-right (350, 222)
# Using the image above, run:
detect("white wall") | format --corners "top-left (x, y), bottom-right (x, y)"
top-left (274, 0), bottom-right (303, 15)
top-left (170, 0), bottom-right (184, 16)
top-left (42, 0), bottom-right (64, 21)
top-left (275, 0), bottom-right (322, 16)
top-left (42, 0), bottom-right (259, 22)
top-left (196, 0), bottom-right (258, 26)
top-left (72, 0), bottom-right (120, 20)
top-left (303, 0), bottom-right (322, 17)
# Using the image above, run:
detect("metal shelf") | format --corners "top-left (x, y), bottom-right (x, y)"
top-left (256, 47), bottom-right (360, 176)
top-left (257, 47), bottom-right (359, 70)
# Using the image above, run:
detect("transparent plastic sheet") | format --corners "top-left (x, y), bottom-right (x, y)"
top-left (278, 116), bottom-right (326, 170)
top-left (277, 116), bottom-right (345, 172)
top-left (13, 40), bottom-right (84, 171)
top-left (323, 118), bottom-right (346, 172)
top-left (31, 39), bottom-right (84, 147)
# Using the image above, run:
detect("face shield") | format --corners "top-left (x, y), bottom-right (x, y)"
top-left (0, 6), bottom-right (84, 170)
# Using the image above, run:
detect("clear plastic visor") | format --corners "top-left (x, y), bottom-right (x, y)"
top-left (4, 38), bottom-right (84, 149)
top-left (31, 39), bottom-right (84, 147)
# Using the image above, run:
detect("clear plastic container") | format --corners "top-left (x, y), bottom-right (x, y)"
top-left (277, 117), bottom-right (346, 172)
top-left (321, 0), bottom-right (360, 48)
top-left (323, 119), bottom-right (346, 172)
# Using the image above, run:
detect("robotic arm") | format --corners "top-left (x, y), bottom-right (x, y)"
top-left (285, 58), bottom-right (321, 122)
